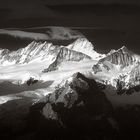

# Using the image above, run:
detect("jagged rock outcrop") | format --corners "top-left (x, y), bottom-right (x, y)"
top-left (43, 48), bottom-right (91, 72)
top-left (115, 62), bottom-right (140, 93)
top-left (92, 46), bottom-right (139, 74)
top-left (129, 62), bottom-right (140, 85)
top-left (92, 46), bottom-right (137, 74)
top-left (26, 77), bottom-right (38, 86)
top-left (0, 41), bottom-right (60, 65)
top-left (92, 46), bottom-right (136, 74)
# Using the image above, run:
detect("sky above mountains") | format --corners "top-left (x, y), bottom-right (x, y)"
top-left (0, 0), bottom-right (139, 30)
top-left (44, 0), bottom-right (140, 5)
top-left (0, 0), bottom-right (140, 53)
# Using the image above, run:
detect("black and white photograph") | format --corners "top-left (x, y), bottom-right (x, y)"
top-left (0, 0), bottom-right (140, 140)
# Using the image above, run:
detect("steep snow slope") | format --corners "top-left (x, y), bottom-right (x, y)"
top-left (99, 46), bottom-right (137, 67)
top-left (66, 37), bottom-right (104, 59)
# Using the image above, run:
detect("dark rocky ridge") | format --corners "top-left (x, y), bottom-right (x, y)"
top-left (27, 72), bottom-right (114, 140)
top-left (26, 72), bottom-right (140, 140)
top-left (1, 73), bottom-right (140, 139)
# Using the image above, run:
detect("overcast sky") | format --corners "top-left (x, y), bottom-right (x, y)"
top-left (0, 0), bottom-right (140, 30)
top-left (44, 0), bottom-right (140, 5)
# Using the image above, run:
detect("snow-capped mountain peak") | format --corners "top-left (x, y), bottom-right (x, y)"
top-left (0, 37), bottom-right (103, 67)
top-left (92, 46), bottom-right (140, 91)
top-left (66, 37), bottom-right (104, 59)
top-left (0, 41), bottom-right (59, 66)
top-left (99, 46), bottom-right (137, 68)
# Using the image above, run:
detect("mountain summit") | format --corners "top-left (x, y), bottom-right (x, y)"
top-left (92, 46), bottom-right (140, 90)
top-left (99, 46), bottom-right (136, 67)
top-left (66, 38), bottom-right (104, 59)
top-left (0, 37), bottom-right (101, 66)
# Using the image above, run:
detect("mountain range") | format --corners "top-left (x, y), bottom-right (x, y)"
top-left (0, 33), bottom-right (140, 95)
top-left (1, 28), bottom-right (140, 140)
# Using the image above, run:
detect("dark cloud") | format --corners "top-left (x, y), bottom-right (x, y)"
top-left (0, 0), bottom-right (139, 30)
top-left (44, 0), bottom-right (140, 5)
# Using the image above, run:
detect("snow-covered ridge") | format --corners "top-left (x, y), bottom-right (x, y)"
top-left (92, 46), bottom-right (139, 74)
top-left (0, 37), bottom-right (101, 66)
top-left (99, 46), bottom-right (137, 68)
top-left (66, 38), bottom-right (105, 59)
top-left (0, 41), bottom-right (59, 66)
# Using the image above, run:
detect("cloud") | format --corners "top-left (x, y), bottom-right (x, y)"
top-left (0, 27), bottom-right (84, 40)
top-left (45, 26), bottom-right (84, 40)
top-left (0, 29), bottom-right (48, 40)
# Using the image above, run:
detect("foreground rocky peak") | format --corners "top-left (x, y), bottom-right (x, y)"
top-left (38, 72), bottom-right (113, 124)
top-left (27, 72), bottom-right (118, 139)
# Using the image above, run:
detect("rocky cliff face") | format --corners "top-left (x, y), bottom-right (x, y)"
top-left (92, 46), bottom-right (137, 74)
top-left (129, 63), bottom-right (140, 83)
top-left (43, 47), bottom-right (91, 72)
top-left (99, 46), bottom-right (136, 68)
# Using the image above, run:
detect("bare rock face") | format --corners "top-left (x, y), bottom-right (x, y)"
top-left (43, 48), bottom-right (91, 72)
top-left (99, 46), bottom-right (136, 68)
top-left (92, 46), bottom-right (137, 74)
top-left (92, 46), bottom-right (138, 74)
top-left (26, 77), bottom-right (38, 86)
top-left (42, 103), bottom-right (58, 120)
top-left (128, 63), bottom-right (140, 86)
